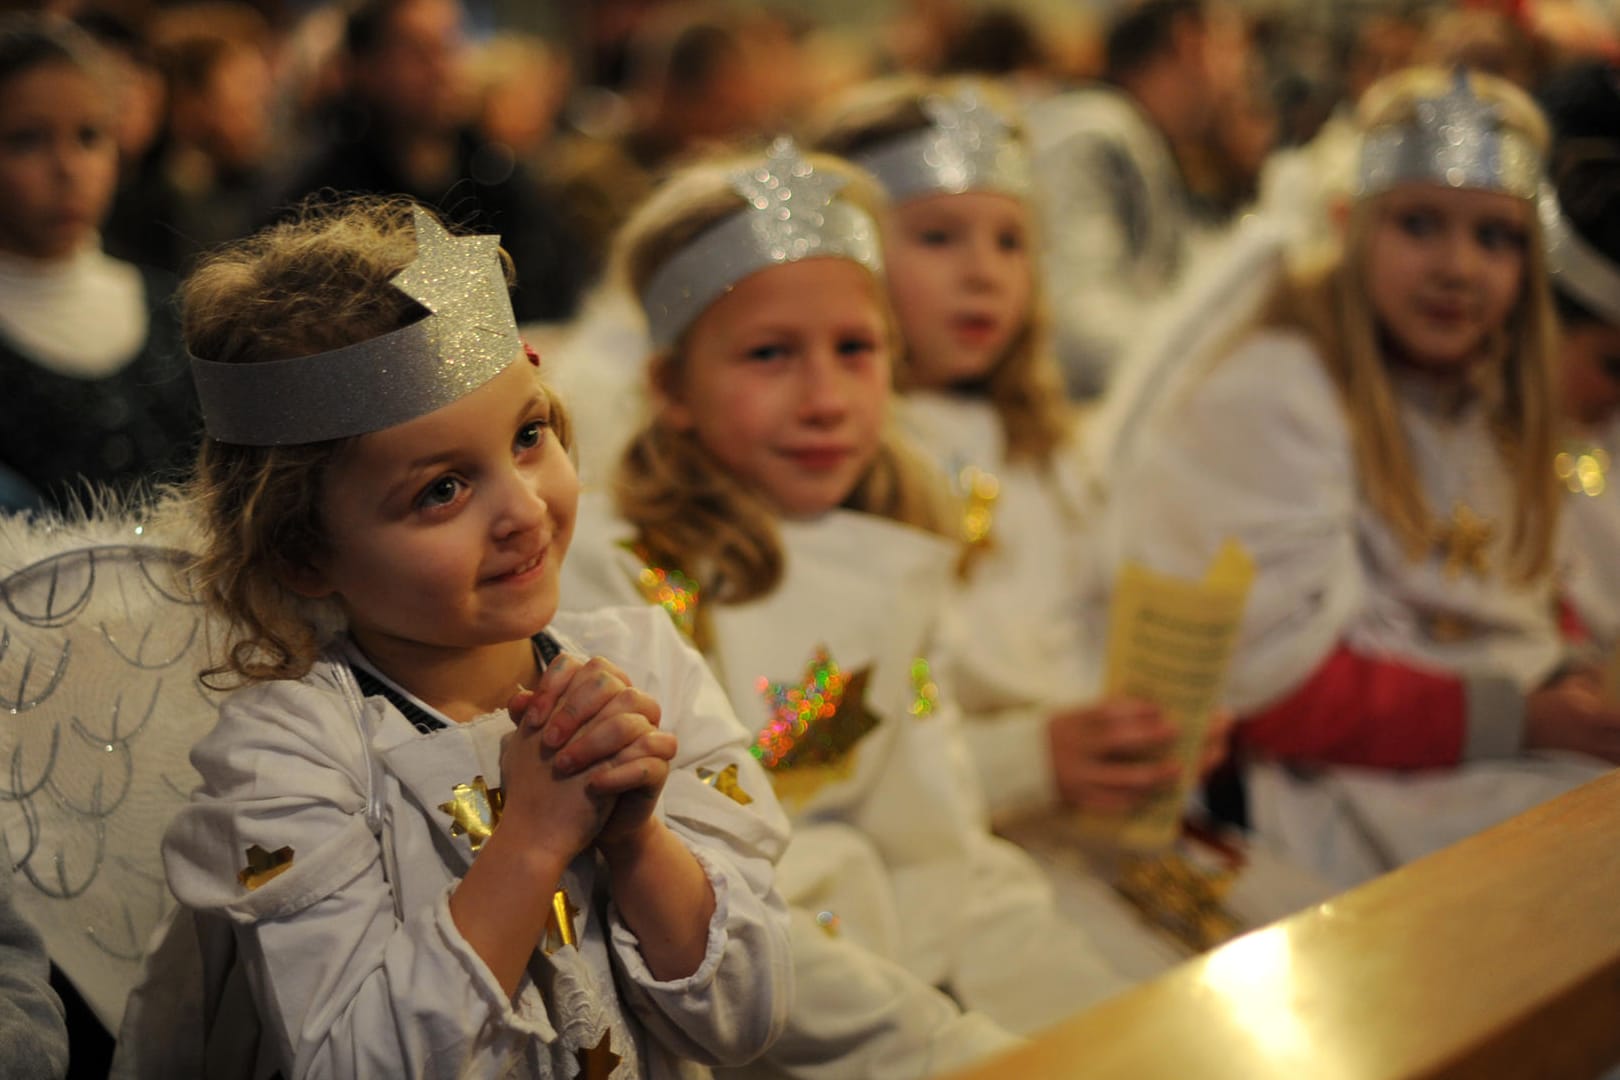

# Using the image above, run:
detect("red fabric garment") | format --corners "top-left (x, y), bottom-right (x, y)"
top-left (1239, 643), bottom-right (1467, 770)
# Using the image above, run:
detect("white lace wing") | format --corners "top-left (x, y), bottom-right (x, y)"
top-left (0, 540), bottom-right (220, 1032)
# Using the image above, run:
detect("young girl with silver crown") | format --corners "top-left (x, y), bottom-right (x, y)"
top-left (1537, 63), bottom-right (1620, 651)
top-left (122, 198), bottom-right (792, 1078)
top-left (812, 77), bottom-right (1331, 979)
top-left (560, 139), bottom-right (1123, 1076)
top-left (1107, 68), bottom-right (1619, 890)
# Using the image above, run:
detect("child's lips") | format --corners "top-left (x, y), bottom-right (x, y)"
top-left (486, 546), bottom-right (547, 584)
top-left (782, 445), bottom-right (853, 471)
top-left (952, 314), bottom-right (1000, 345)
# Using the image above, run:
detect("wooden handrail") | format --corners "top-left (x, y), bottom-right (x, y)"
top-left (948, 770), bottom-right (1620, 1079)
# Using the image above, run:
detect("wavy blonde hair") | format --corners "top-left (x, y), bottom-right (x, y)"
top-left (612, 149), bottom-right (957, 633)
top-left (1265, 67), bottom-right (1559, 581)
top-left (184, 196), bottom-right (569, 686)
top-left (810, 75), bottom-right (1074, 465)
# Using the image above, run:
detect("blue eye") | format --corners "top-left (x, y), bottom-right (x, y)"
top-left (1477, 221), bottom-right (1525, 252)
top-left (514, 419), bottom-right (545, 452)
top-left (746, 343), bottom-right (788, 362)
top-left (1396, 209), bottom-right (1440, 237)
top-left (416, 475), bottom-right (464, 510)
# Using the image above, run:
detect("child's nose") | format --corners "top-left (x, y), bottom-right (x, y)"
top-left (492, 464), bottom-right (547, 537)
top-left (798, 352), bottom-right (851, 420)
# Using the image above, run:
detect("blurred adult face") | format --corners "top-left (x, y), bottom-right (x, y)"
top-left (352, 0), bottom-right (467, 131)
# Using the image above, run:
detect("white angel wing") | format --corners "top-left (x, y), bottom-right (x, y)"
top-left (1081, 213), bottom-right (1291, 485)
top-left (0, 519), bottom-right (220, 1032)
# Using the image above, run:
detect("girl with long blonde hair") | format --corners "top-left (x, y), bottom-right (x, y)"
top-left (1110, 67), bottom-right (1619, 889)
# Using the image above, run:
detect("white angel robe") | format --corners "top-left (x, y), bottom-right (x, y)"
top-left (157, 607), bottom-right (793, 1079)
top-left (1109, 329), bottom-right (1612, 888)
top-left (898, 391), bottom-right (1334, 980)
top-left (561, 494), bottom-right (1122, 1068)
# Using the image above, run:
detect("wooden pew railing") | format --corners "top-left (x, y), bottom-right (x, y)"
top-left (949, 770), bottom-right (1620, 1079)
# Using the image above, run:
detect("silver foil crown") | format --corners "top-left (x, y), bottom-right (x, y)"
top-left (1540, 185), bottom-right (1620, 328)
top-left (1356, 70), bottom-right (1542, 200)
top-left (854, 86), bottom-right (1031, 202)
top-left (191, 205), bottom-right (523, 446)
top-left (640, 137), bottom-right (884, 349)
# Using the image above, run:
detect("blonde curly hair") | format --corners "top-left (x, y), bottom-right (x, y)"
top-left (184, 197), bottom-right (568, 685)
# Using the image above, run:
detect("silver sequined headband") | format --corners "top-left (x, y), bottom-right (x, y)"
top-left (640, 137), bottom-right (884, 350)
top-left (1356, 70), bottom-right (1542, 201)
top-left (853, 87), bottom-right (1031, 202)
top-left (1541, 187), bottom-right (1620, 328)
top-left (190, 206), bottom-right (523, 446)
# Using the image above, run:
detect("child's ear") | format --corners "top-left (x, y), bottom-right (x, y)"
top-left (279, 558), bottom-right (335, 600)
top-left (647, 353), bottom-right (696, 432)
top-left (1328, 193), bottom-right (1352, 238)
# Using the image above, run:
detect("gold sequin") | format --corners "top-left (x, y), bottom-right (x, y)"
top-left (237, 844), bottom-right (294, 890)
top-left (908, 658), bottom-right (939, 718)
top-left (697, 763), bottom-right (754, 805)
top-left (438, 775), bottom-right (504, 852)
top-left (622, 541), bottom-right (701, 640)
top-left (544, 888), bottom-right (579, 954)
top-left (1556, 446), bottom-right (1609, 497)
top-left (958, 465), bottom-right (1000, 547)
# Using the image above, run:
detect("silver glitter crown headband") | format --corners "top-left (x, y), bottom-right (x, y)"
top-left (190, 206), bottom-right (523, 446)
top-left (853, 87), bottom-right (1031, 202)
top-left (1540, 186), bottom-right (1620, 327)
top-left (640, 137), bottom-right (884, 350)
top-left (1356, 70), bottom-right (1542, 201)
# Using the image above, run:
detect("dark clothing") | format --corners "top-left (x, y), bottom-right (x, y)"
top-left (0, 266), bottom-right (197, 511)
top-left (280, 121), bottom-right (590, 323)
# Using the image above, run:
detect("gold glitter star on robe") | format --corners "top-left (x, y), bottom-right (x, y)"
top-left (543, 888), bottom-right (580, 954)
top-left (576, 1030), bottom-right (621, 1079)
top-left (697, 763), bottom-right (754, 805)
top-left (438, 775), bottom-right (504, 852)
top-left (237, 844), bottom-right (295, 890)
top-left (752, 649), bottom-right (880, 803)
top-left (1432, 503), bottom-right (1494, 579)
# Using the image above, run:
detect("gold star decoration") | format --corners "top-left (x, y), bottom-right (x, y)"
top-left (753, 649), bottom-right (880, 773)
top-left (237, 844), bottom-right (295, 890)
top-left (697, 763), bottom-right (754, 805)
top-left (957, 465), bottom-right (1000, 548)
top-left (1432, 503), bottom-right (1494, 579)
top-left (621, 541), bottom-right (701, 641)
top-left (543, 888), bottom-right (579, 954)
top-left (576, 1029), bottom-right (621, 1080)
top-left (1113, 851), bottom-right (1243, 955)
top-left (438, 775), bottom-right (504, 852)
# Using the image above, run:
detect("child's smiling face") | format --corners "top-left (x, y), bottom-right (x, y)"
top-left (661, 257), bottom-right (893, 518)
top-left (885, 190), bottom-right (1033, 389)
top-left (1363, 182), bottom-right (1529, 373)
top-left (298, 358), bottom-right (579, 658)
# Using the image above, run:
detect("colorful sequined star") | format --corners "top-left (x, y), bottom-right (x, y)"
top-left (237, 844), bottom-right (294, 891)
top-left (438, 775), bottom-right (504, 852)
top-left (1432, 503), bottom-right (1494, 579)
top-left (909, 658), bottom-right (939, 718)
top-left (621, 541), bottom-right (701, 640)
top-left (543, 888), bottom-right (579, 954)
top-left (697, 763), bottom-right (754, 805)
top-left (752, 649), bottom-right (880, 771)
top-left (576, 1030), bottom-right (621, 1079)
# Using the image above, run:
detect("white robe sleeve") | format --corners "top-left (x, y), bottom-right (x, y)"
top-left (560, 607), bottom-right (794, 1066)
top-left (162, 677), bottom-right (552, 1080)
top-left (1110, 330), bottom-right (1365, 711)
